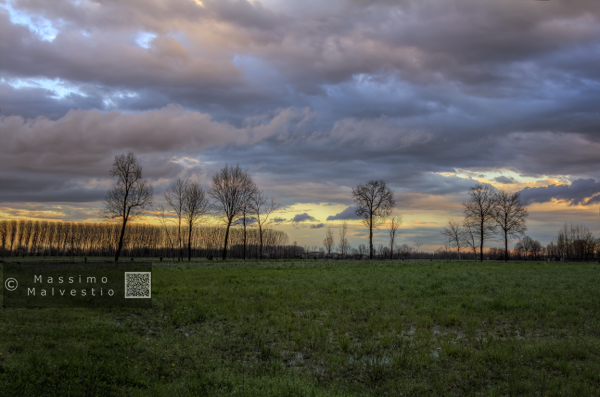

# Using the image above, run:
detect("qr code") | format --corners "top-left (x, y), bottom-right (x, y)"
top-left (124, 272), bottom-right (152, 299)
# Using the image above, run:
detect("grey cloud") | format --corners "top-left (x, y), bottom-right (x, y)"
top-left (495, 176), bottom-right (516, 184)
top-left (520, 179), bottom-right (600, 206)
top-left (4, 0), bottom-right (600, 119)
top-left (0, 171), bottom-right (105, 203)
top-left (270, 217), bottom-right (287, 224)
top-left (0, 81), bottom-right (105, 120)
top-left (2, 0), bottom-right (600, 247)
top-left (327, 206), bottom-right (359, 221)
top-left (310, 223), bottom-right (325, 229)
top-left (292, 213), bottom-right (317, 223)
top-left (234, 217), bottom-right (257, 226)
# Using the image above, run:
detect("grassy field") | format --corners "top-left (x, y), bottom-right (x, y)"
top-left (1, 258), bottom-right (600, 396)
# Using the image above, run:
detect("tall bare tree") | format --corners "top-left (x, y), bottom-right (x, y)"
top-left (352, 179), bottom-right (395, 259)
top-left (183, 181), bottom-right (210, 261)
top-left (462, 221), bottom-right (479, 259)
top-left (101, 151), bottom-right (154, 262)
top-left (413, 238), bottom-right (424, 254)
top-left (387, 216), bottom-right (402, 259)
top-left (8, 220), bottom-right (17, 256)
top-left (463, 183), bottom-right (497, 262)
top-left (234, 184), bottom-right (257, 261)
top-left (156, 204), bottom-right (176, 259)
top-left (249, 190), bottom-right (280, 259)
top-left (441, 218), bottom-right (464, 260)
top-left (209, 164), bottom-right (256, 260)
top-left (338, 221), bottom-right (350, 258)
top-left (492, 190), bottom-right (528, 262)
top-left (0, 221), bottom-right (7, 259)
top-left (164, 178), bottom-right (187, 259)
top-left (323, 228), bottom-right (335, 257)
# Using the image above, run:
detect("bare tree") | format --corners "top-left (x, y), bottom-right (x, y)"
top-left (413, 237), bottom-right (424, 255)
top-left (338, 221), bottom-right (350, 258)
top-left (323, 228), bottom-right (335, 257)
top-left (164, 178), bottom-right (187, 259)
top-left (183, 181), bottom-right (210, 261)
top-left (396, 243), bottom-right (413, 260)
top-left (462, 221), bottom-right (478, 259)
top-left (441, 218), bottom-right (464, 260)
top-left (8, 220), bottom-right (17, 257)
top-left (249, 191), bottom-right (280, 259)
top-left (156, 204), bottom-right (176, 259)
top-left (357, 243), bottom-right (367, 258)
top-left (209, 164), bottom-right (256, 260)
top-left (463, 183), bottom-right (497, 262)
top-left (492, 190), bottom-right (528, 262)
top-left (352, 179), bottom-right (395, 259)
top-left (234, 183), bottom-right (258, 261)
top-left (0, 221), bottom-right (7, 259)
top-left (388, 216), bottom-right (402, 259)
top-left (101, 151), bottom-right (154, 262)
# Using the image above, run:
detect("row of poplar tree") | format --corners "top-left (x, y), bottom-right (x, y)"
top-left (0, 220), bottom-right (292, 260)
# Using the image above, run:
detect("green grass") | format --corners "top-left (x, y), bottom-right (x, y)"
top-left (1, 258), bottom-right (600, 396)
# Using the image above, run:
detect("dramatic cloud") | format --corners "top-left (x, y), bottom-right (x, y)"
top-left (520, 179), bottom-right (600, 206)
top-left (327, 206), bottom-right (359, 221)
top-left (2, 0), bottom-right (600, 246)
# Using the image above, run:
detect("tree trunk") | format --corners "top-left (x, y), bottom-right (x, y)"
top-left (369, 213), bottom-right (373, 260)
top-left (479, 219), bottom-right (484, 262)
top-left (222, 219), bottom-right (232, 260)
top-left (243, 216), bottom-right (247, 261)
top-left (187, 222), bottom-right (193, 261)
top-left (259, 224), bottom-right (263, 260)
top-left (504, 229), bottom-right (508, 262)
top-left (178, 219), bottom-right (182, 261)
top-left (115, 215), bottom-right (128, 262)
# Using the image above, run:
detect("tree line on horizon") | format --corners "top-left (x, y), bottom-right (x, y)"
top-left (2, 151), bottom-right (599, 263)
top-left (0, 220), bottom-right (293, 260)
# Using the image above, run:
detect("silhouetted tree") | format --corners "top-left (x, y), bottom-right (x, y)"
top-left (352, 179), bottom-right (395, 259)
top-left (493, 190), bottom-right (528, 262)
top-left (441, 218), bottom-right (464, 260)
top-left (0, 221), bottom-right (7, 258)
top-left (249, 190), bottom-right (280, 259)
top-left (462, 221), bottom-right (478, 259)
top-left (338, 221), bottom-right (350, 258)
top-left (101, 151), bottom-right (154, 262)
top-left (164, 178), bottom-right (187, 259)
top-left (209, 164), bottom-right (256, 260)
top-left (388, 216), bottom-right (402, 259)
top-left (183, 181), bottom-right (210, 261)
top-left (413, 237), bottom-right (424, 254)
top-left (397, 243), bottom-right (413, 260)
top-left (463, 183), bottom-right (497, 262)
top-left (323, 228), bottom-right (335, 257)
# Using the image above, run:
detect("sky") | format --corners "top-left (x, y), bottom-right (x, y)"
top-left (2, 0), bottom-right (600, 251)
